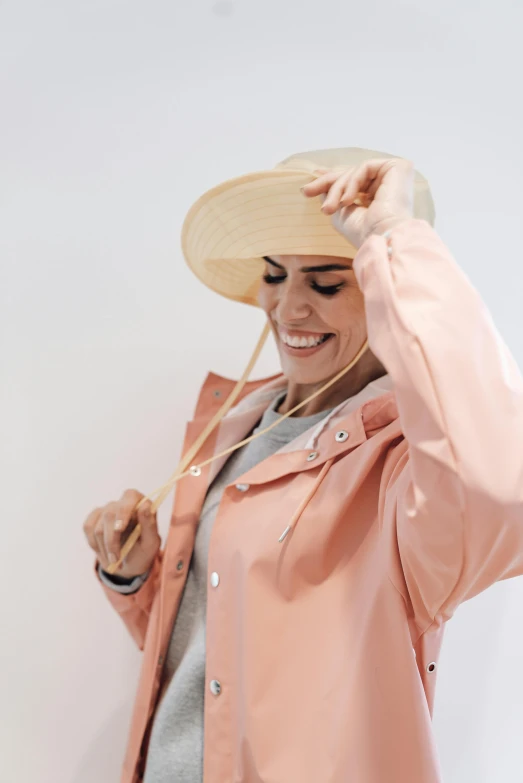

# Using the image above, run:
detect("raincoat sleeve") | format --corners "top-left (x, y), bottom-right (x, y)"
top-left (353, 218), bottom-right (523, 634)
top-left (93, 550), bottom-right (163, 650)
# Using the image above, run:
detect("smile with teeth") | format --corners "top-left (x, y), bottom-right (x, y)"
top-left (280, 332), bottom-right (333, 348)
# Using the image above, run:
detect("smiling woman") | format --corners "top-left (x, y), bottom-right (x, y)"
top-left (84, 146), bottom-right (523, 783)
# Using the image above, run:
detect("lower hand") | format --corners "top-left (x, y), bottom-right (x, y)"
top-left (83, 489), bottom-right (161, 579)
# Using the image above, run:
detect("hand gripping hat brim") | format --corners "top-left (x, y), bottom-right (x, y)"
top-left (180, 147), bottom-right (435, 307)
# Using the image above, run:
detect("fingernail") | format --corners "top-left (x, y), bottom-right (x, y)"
top-left (114, 519), bottom-right (123, 531)
top-left (108, 553), bottom-right (117, 564)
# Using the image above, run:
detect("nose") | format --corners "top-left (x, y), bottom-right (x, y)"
top-left (274, 282), bottom-right (313, 323)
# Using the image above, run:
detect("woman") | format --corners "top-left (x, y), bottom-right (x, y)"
top-left (83, 147), bottom-right (523, 783)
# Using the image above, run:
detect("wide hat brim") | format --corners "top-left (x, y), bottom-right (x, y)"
top-left (181, 147), bottom-right (435, 307)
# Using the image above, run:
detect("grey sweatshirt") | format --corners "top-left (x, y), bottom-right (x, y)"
top-left (99, 391), bottom-right (333, 782)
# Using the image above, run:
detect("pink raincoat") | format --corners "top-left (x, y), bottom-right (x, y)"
top-left (94, 219), bottom-right (523, 782)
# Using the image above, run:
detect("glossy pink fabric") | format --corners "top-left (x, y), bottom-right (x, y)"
top-left (95, 219), bottom-right (523, 782)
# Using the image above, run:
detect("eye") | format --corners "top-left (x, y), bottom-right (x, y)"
top-left (262, 273), bottom-right (345, 297)
top-left (311, 282), bottom-right (345, 297)
top-left (262, 273), bottom-right (286, 285)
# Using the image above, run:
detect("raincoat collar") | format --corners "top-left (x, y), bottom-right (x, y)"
top-left (197, 370), bottom-right (398, 488)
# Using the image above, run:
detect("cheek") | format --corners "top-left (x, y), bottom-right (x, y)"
top-left (322, 287), bottom-right (366, 336)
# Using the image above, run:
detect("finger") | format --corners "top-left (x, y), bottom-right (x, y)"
top-left (103, 511), bottom-right (130, 567)
top-left (135, 497), bottom-right (155, 539)
top-left (304, 160), bottom-right (383, 202)
top-left (83, 507), bottom-right (103, 553)
top-left (335, 164), bottom-right (377, 209)
top-left (367, 177), bottom-right (381, 200)
top-left (94, 513), bottom-right (110, 568)
top-left (321, 171), bottom-right (354, 215)
top-left (103, 493), bottom-right (143, 565)
top-left (301, 168), bottom-right (342, 197)
top-left (96, 501), bottom-right (127, 566)
top-left (351, 157), bottom-right (413, 202)
top-left (353, 191), bottom-right (373, 208)
top-left (341, 181), bottom-right (375, 208)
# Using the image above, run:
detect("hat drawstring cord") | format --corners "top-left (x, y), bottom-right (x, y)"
top-left (105, 319), bottom-right (368, 575)
top-left (278, 457), bottom-right (335, 543)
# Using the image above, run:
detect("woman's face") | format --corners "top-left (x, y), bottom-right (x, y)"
top-left (257, 254), bottom-right (368, 386)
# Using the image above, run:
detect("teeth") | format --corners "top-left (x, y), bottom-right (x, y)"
top-left (281, 333), bottom-right (327, 348)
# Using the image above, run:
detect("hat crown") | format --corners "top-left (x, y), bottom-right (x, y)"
top-left (275, 146), bottom-right (429, 185)
top-left (278, 146), bottom-right (397, 167)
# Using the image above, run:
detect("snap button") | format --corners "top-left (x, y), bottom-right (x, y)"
top-left (210, 572), bottom-right (220, 587)
top-left (176, 560), bottom-right (184, 571)
top-left (189, 465), bottom-right (202, 476)
top-left (335, 430), bottom-right (349, 442)
top-left (213, 390), bottom-right (222, 397)
top-left (426, 661), bottom-right (437, 673)
top-left (210, 679), bottom-right (222, 696)
top-left (235, 483), bottom-right (250, 492)
top-left (306, 451), bottom-right (319, 461)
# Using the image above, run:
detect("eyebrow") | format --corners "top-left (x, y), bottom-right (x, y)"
top-left (263, 256), bottom-right (352, 273)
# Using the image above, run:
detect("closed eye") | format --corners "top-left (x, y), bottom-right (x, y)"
top-left (262, 273), bottom-right (344, 297)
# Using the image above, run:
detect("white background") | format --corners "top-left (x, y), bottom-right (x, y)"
top-left (2, 1), bottom-right (523, 781)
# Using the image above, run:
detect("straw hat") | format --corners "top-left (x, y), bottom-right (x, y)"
top-left (180, 147), bottom-right (435, 307)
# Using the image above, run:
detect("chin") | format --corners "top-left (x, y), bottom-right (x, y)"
top-left (279, 358), bottom-right (334, 386)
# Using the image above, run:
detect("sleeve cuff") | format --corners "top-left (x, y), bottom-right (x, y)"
top-left (97, 563), bottom-right (151, 594)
